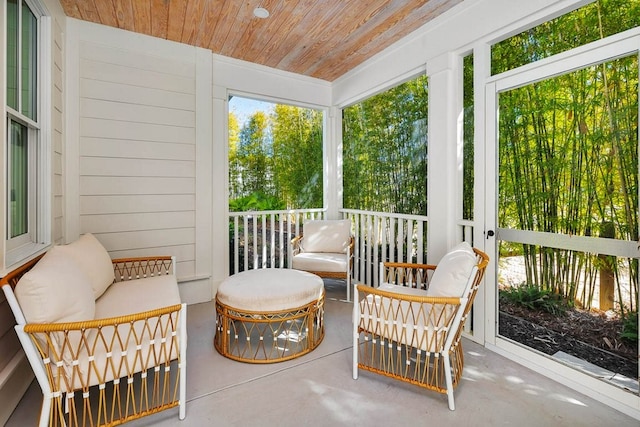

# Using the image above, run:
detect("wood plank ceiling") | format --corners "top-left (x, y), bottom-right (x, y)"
top-left (60, 0), bottom-right (462, 81)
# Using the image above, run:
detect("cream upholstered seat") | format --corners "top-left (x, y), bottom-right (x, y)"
top-left (353, 242), bottom-right (489, 411)
top-left (1, 234), bottom-right (187, 427)
top-left (291, 219), bottom-right (354, 301)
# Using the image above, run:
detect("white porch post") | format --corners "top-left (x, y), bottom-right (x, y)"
top-left (426, 53), bottom-right (459, 263)
top-left (211, 84), bottom-right (229, 297)
top-left (324, 106), bottom-right (343, 219)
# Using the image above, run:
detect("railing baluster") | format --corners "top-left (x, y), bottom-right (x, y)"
top-left (234, 216), bottom-right (239, 274)
top-left (228, 208), bottom-right (440, 289)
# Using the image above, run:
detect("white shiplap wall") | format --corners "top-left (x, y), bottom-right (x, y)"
top-left (74, 26), bottom-right (200, 284)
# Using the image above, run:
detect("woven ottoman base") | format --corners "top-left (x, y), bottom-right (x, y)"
top-left (214, 269), bottom-right (325, 363)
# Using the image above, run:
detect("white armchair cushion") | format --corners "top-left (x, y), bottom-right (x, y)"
top-left (292, 252), bottom-right (348, 273)
top-left (15, 245), bottom-right (95, 324)
top-left (59, 233), bottom-right (115, 299)
top-left (359, 284), bottom-right (448, 353)
top-left (301, 219), bottom-right (351, 253)
top-left (427, 242), bottom-right (477, 298)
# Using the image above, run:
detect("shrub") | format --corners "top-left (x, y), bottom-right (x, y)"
top-left (500, 283), bottom-right (569, 315)
top-left (620, 310), bottom-right (638, 344)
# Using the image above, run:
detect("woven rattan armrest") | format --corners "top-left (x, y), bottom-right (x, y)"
top-left (356, 283), bottom-right (461, 305)
top-left (381, 261), bottom-right (436, 291)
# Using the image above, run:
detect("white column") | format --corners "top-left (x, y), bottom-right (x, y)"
top-left (194, 48), bottom-right (214, 299)
top-left (324, 106), bottom-right (343, 219)
top-left (211, 83), bottom-right (229, 297)
top-left (426, 53), bottom-right (458, 263)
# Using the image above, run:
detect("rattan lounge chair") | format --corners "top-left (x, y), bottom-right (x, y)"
top-left (291, 219), bottom-right (355, 301)
top-left (352, 242), bottom-right (489, 410)
top-left (1, 234), bottom-right (187, 427)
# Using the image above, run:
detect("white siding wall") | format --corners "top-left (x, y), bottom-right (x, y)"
top-left (67, 19), bottom-right (206, 298)
top-left (77, 42), bottom-right (197, 278)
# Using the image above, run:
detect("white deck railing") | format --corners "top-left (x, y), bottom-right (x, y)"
top-left (228, 209), bottom-right (326, 274)
top-left (228, 208), bottom-right (433, 288)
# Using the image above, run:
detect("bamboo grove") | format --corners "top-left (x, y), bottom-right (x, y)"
top-left (494, 0), bottom-right (639, 314)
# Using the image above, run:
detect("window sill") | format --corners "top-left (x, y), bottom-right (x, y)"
top-left (4, 242), bottom-right (49, 274)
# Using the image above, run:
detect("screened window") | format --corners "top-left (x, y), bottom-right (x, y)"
top-left (342, 75), bottom-right (428, 215)
top-left (228, 96), bottom-right (323, 211)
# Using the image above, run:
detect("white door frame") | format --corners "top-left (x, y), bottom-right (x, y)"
top-left (483, 28), bottom-right (640, 417)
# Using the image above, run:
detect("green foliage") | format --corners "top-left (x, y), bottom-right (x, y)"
top-left (343, 75), bottom-right (428, 215)
top-left (229, 191), bottom-right (285, 212)
top-left (492, 0), bottom-right (640, 74)
top-left (228, 100), bottom-right (323, 210)
top-left (620, 311), bottom-right (638, 343)
top-left (498, 51), bottom-right (638, 308)
top-left (501, 283), bottom-right (570, 316)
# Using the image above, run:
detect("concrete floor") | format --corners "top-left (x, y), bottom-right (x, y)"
top-left (6, 280), bottom-right (639, 426)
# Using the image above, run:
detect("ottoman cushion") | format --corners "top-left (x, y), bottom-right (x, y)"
top-left (217, 268), bottom-right (324, 312)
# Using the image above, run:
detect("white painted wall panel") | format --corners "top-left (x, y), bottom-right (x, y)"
top-left (109, 244), bottom-right (195, 263)
top-left (80, 195), bottom-right (195, 214)
top-left (212, 54), bottom-right (331, 107)
top-left (80, 98), bottom-right (195, 127)
top-left (80, 59), bottom-right (195, 94)
top-left (81, 79), bottom-right (195, 111)
top-left (81, 211), bottom-right (195, 233)
top-left (80, 139), bottom-right (195, 160)
top-left (80, 157), bottom-right (195, 178)
top-left (79, 41), bottom-right (195, 78)
top-left (95, 229), bottom-right (194, 252)
top-left (80, 176), bottom-right (195, 195)
top-left (80, 117), bottom-right (195, 143)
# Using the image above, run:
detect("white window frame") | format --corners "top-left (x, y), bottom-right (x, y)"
top-left (4, 0), bottom-right (50, 266)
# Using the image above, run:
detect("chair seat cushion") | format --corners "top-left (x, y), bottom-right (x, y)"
top-left (359, 284), bottom-right (452, 353)
top-left (292, 252), bottom-right (348, 273)
top-left (56, 275), bottom-right (183, 392)
top-left (95, 275), bottom-right (181, 318)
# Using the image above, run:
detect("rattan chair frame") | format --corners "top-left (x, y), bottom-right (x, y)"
top-left (352, 248), bottom-right (489, 410)
top-left (291, 235), bottom-right (355, 301)
top-left (1, 255), bottom-right (187, 427)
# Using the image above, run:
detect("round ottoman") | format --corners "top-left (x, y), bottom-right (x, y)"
top-left (214, 268), bottom-right (325, 363)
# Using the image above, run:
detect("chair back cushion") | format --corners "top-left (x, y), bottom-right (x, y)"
top-left (302, 219), bottom-right (351, 253)
top-left (15, 245), bottom-right (95, 324)
top-left (58, 233), bottom-right (115, 299)
top-left (427, 242), bottom-right (477, 298)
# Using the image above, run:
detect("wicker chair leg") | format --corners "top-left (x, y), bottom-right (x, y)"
top-left (444, 355), bottom-right (455, 410)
